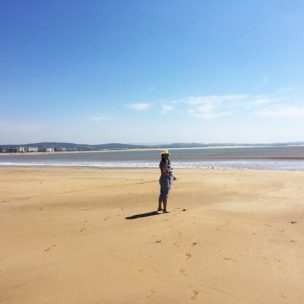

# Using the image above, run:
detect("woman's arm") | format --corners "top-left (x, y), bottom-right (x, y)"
top-left (160, 163), bottom-right (168, 174)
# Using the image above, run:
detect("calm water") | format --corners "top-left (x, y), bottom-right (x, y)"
top-left (1, 146), bottom-right (304, 171)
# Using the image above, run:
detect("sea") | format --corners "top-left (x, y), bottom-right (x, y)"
top-left (1, 146), bottom-right (304, 171)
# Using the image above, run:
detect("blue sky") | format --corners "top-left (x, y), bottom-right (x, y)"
top-left (0, 0), bottom-right (304, 144)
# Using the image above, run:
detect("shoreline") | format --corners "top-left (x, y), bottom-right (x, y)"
top-left (1, 165), bottom-right (304, 173)
top-left (1, 160), bottom-right (304, 171)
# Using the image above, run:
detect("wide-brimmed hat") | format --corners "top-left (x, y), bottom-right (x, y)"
top-left (160, 149), bottom-right (170, 156)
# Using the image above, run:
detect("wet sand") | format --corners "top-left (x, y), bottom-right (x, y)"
top-left (0, 167), bottom-right (304, 304)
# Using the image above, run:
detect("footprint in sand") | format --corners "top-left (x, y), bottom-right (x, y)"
top-left (223, 257), bottom-right (237, 263)
top-left (44, 244), bottom-right (56, 252)
top-left (190, 289), bottom-right (200, 300)
top-left (179, 268), bottom-right (187, 277)
top-left (186, 253), bottom-right (192, 260)
top-left (80, 220), bottom-right (88, 232)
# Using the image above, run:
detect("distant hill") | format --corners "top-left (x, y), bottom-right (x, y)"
top-left (1, 141), bottom-right (304, 152)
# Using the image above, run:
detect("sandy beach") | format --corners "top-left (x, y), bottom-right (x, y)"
top-left (0, 167), bottom-right (304, 304)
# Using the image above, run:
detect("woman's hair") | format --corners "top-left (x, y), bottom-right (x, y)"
top-left (161, 155), bottom-right (170, 164)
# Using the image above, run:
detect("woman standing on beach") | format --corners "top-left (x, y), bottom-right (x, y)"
top-left (158, 149), bottom-right (176, 213)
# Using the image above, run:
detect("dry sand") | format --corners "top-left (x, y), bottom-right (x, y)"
top-left (0, 167), bottom-right (304, 304)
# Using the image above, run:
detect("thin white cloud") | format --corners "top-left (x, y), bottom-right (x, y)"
top-left (90, 115), bottom-right (113, 122)
top-left (241, 95), bottom-right (274, 109)
top-left (124, 91), bottom-right (300, 121)
top-left (254, 97), bottom-right (272, 105)
top-left (257, 106), bottom-right (304, 119)
top-left (127, 103), bottom-right (151, 111)
top-left (181, 94), bottom-right (249, 106)
top-left (161, 104), bottom-right (174, 114)
top-left (181, 93), bottom-right (297, 120)
top-left (187, 107), bottom-right (231, 120)
top-left (179, 94), bottom-right (247, 120)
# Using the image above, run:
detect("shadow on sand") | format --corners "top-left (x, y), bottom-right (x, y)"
top-left (125, 211), bottom-right (162, 220)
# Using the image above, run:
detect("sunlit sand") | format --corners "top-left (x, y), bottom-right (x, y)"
top-left (1, 167), bottom-right (304, 303)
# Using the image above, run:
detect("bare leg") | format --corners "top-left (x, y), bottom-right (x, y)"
top-left (158, 196), bottom-right (163, 211)
top-left (163, 199), bottom-right (169, 213)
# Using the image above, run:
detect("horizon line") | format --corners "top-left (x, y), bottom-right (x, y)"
top-left (1, 141), bottom-right (304, 147)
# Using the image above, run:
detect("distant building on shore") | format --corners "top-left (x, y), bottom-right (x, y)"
top-left (0, 146), bottom-right (64, 153)
top-left (44, 148), bottom-right (55, 152)
top-left (16, 147), bottom-right (25, 153)
top-left (25, 147), bottom-right (39, 152)
top-left (55, 147), bottom-right (67, 152)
